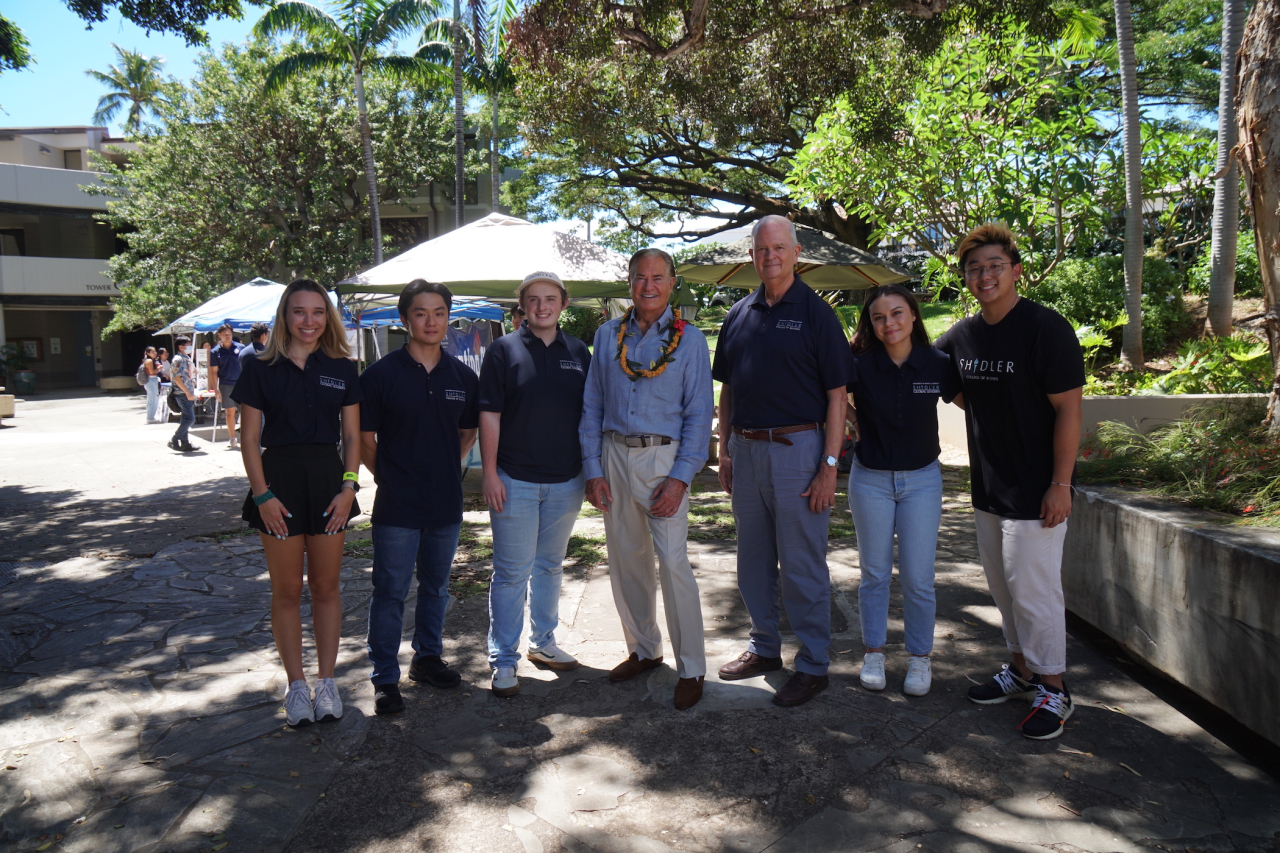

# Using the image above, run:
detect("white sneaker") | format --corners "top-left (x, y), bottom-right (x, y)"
top-left (285, 679), bottom-right (314, 727)
top-left (313, 677), bottom-right (342, 722)
top-left (859, 652), bottom-right (887, 691)
top-left (228, 436), bottom-right (240, 449)
top-left (527, 641), bottom-right (580, 671)
top-left (904, 656), bottom-right (932, 696)
top-left (492, 666), bottom-right (519, 697)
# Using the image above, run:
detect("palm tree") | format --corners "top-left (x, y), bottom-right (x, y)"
top-left (253, 0), bottom-right (442, 266)
top-left (86, 45), bottom-right (168, 135)
top-left (1115, 0), bottom-right (1145, 368)
top-left (1206, 0), bottom-right (1246, 337)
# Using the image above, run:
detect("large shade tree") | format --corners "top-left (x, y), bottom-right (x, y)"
top-left (253, 0), bottom-right (443, 265)
top-left (86, 44), bottom-right (170, 134)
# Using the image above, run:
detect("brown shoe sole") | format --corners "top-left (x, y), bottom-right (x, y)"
top-left (526, 653), bottom-right (581, 671)
top-left (609, 656), bottom-right (663, 682)
top-left (717, 657), bottom-right (784, 681)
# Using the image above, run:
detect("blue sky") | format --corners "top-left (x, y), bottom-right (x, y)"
top-left (0, 1), bottom-right (258, 135)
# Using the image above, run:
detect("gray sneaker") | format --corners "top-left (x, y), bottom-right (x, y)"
top-left (527, 642), bottom-right (580, 671)
top-left (285, 679), bottom-right (314, 727)
top-left (491, 666), bottom-right (519, 697)
top-left (313, 677), bottom-right (342, 723)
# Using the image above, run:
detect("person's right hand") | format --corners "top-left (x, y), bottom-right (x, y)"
top-left (257, 495), bottom-right (292, 540)
top-left (185, 391), bottom-right (195, 401)
top-left (717, 449), bottom-right (733, 495)
top-left (586, 477), bottom-right (613, 513)
top-left (483, 470), bottom-right (507, 513)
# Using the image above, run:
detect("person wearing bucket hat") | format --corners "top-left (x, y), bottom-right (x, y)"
top-left (479, 271), bottom-right (591, 698)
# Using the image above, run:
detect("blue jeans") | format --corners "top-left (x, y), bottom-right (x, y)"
top-left (173, 394), bottom-right (195, 443)
top-left (847, 458), bottom-right (942, 656)
top-left (487, 470), bottom-right (585, 669)
top-left (367, 523), bottom-right (462, 685)
top-left (145, 376), bottom-right (161, 422)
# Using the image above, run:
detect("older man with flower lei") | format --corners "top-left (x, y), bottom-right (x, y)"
top-left (580, 247), bottom-right (714, 710)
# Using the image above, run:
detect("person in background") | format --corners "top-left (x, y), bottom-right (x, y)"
top-left (360, 280), bottom-right (479, 715)
top-left (233, 278), bottom-right (363, 728)
top-left (936, 223), bottom-right (1085, 740)
top-left (156, 347), bottom-right (172, 381)
top-left (209, 323), bottom-right (245, 449)
top-left (580, 248), bottom-right (713, 711)
top-left (845, 284), bottom-right (960, 698)
top-left (168, 337), bottom-right (197, 453)
top-left (480, 271), bottom-right (590, 698)
top-left (239, 322), bottom-right (270, 375)
top-left (510, 305), bottom-right (526, 330)
top-left (142, 346), bottom-right (162, 424)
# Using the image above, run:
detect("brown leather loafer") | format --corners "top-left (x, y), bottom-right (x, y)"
top-left (718, 650), bottom-right (784, 681)
top-left (609, 652), bottom-right (663, 682)
top-left (772, 671), bottom-right (829, 707)
top-left (673, 676), bottom-right (704, 710)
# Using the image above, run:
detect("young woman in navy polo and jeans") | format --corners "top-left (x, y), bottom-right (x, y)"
top-left (845, 283), bottom-right (960, 697)
top-left (233, 278), bottom-right (363, 728)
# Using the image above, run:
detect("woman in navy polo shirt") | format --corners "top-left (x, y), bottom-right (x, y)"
top-left (846, 283), bottom-right (960, 698)
top-left (233, 278), bottom-right (363, 728)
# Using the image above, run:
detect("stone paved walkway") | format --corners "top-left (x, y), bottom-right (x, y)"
top-left (2, 460), bottom-right (1278, 852)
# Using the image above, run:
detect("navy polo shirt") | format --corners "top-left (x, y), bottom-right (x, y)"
top-left (238, 340), bottom-right (265, 374)
top-left (359, 346), bottom-right (480, 530)
top-left (209, 341), bottom-right (244, 384)
top-left (848, 344), bottom-right (961, 471)
top-left (477, 326), bottom-right (590, 483)
top-left (711, 276), bottom-right (853, 428)
top-left (231, 350), bottom-right (362, 446)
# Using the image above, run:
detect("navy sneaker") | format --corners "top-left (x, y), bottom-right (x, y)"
top-left (967, 664), bottom-right (1038, 705)
top-left (1019, 682), bottom-right (1074, 740)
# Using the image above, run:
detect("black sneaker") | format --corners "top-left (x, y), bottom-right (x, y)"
top-left (373, 682), bottom-right (405, 715)
top-left (967, 664), bottom-right (1038, 705)
top-left (180, 441), bottom-right (196, 452)
top-left (168, 438), bottom-right (182, 451)
top-left (408, 655), bottom-right (461, 689)
top-left (1019, 682), bottom-right (1074, 740)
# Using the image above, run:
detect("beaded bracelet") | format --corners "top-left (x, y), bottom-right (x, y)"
top-left (252, 489), bottom-right (276, 506)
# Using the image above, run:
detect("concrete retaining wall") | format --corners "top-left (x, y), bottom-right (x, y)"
top-left (1063, 486), bottom-right (1280, 746)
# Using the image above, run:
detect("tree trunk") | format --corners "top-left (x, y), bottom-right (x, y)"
top-left (453, 0), bottom-right (466, 231)
top-left (1235, 0), bottom-right (1280, 432)
top-left (353, 69), bottom-right (383, 266)
top-left (491, 93), bottom-right (500, 212)
top-left (1206, 0), bottom-right (1246, 337)
top-left (1115, 0), bottom-right (1145, 368)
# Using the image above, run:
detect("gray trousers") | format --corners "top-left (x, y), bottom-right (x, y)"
top-left (729, 428), bottom-right (832, 676)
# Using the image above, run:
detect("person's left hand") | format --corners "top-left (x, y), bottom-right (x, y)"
top-left (801, 465), bottom-right (838, 514)
top-left (323, 487), bottom-right (357, 534)
top-left (1040, 483), bottom-right (1073, 528)
top-left (649, 477), bottom-right (688, 518)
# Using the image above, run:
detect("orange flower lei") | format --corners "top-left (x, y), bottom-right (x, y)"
top-left (616, 307), bottom-right (687, 382)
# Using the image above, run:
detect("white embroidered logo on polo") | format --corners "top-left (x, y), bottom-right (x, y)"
top-left (318, 376), bottom-right (345, 390)
top-left (776, 319), bottom-right (803, 331)
top-left (560, 360), bottom-right (584, 373)
top-left (913, 383), bottom-right (940, 394)
top-left (445, 389), bottom-right (466, 402)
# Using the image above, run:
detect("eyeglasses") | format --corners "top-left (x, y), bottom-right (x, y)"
top-left (963, 262), bottom-right (1010, 281)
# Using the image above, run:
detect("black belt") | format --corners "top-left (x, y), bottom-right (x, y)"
top-left (607, 430), bottom-right (673, 448)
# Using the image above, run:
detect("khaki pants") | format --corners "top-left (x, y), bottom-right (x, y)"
top-left (602, 438), bottom-right (707, 678)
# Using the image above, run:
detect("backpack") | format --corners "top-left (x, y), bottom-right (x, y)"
top-left (135, 360), bottom-right (150, 386)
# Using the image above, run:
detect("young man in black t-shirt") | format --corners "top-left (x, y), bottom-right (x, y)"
top-left (936, 224), bottom-right (1084, 740)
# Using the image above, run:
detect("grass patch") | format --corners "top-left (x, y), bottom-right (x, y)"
top-left (567, 533), bottom-right (607, 567)
top-left (457, 521), bottom-right (494, 562)
top-left (1078, 399), bottom-right (1280, 526)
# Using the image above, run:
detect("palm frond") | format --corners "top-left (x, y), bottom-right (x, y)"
top-left (253, 1), bottom-right (343, 41)
top-left (369, 0), bottom-right (440, 44)
top-left (262, 50), bottom-right (348, 94)
top-left (366, 54), bottom-right (452, 88)
top-left (91, 94), bottom-right (125, 127)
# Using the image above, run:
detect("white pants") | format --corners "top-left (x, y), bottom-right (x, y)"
top-left (973, 509), bottom-right (1069, 675)
top-left (602, 438), bottom-right (707, 678)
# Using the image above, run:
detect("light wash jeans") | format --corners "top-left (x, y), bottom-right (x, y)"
top-left (367, 522), bottom-right (462, 685)
top-left (144, 375), bottom-right (161, 422)
top-left (487, 469), bottom-right (585, 669)
top-left (847, 458), bottom-right (942, 656)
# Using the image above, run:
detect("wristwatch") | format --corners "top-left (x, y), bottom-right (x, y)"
top-left (342, 480), bottom-right (360, 493)
top-left (823, 455), bottom-right (838, 468)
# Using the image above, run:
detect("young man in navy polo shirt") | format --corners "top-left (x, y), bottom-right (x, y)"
top-left (359, 280), bottom-right (479, 715)
top-left (936, 223), bottom-right (1084, 740)
top-left (209, 323), bottom-right (244, 449)
top-left (479, 271), bottom-right (590, 697)
top-left (238, 322), bottom-right (270, 374)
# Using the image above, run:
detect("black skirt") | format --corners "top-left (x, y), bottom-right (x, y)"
top-left (242, 444), bottom-right (360, 537)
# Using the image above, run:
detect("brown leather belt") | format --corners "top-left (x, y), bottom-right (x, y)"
top-left (732, 423), bottom-right (818, 447)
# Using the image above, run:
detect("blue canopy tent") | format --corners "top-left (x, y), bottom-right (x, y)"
top-left (342, 297), bottom-right (504, 328)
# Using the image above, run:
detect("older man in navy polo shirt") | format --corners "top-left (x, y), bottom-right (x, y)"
top-left (359, 280), bottom-right (479, 715)
top-left (713, 215), bottom-right (853, 707)
top-left (581, 248), bottom-right (714, 711)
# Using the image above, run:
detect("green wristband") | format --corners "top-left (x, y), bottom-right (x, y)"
top-left (252, 489), bottom-right (275, 506)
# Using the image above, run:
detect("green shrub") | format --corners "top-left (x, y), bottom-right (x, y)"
top-left (1024, 253), bottom-right (1184, 353)
top-left (1143, 334), bottom-right (1272, 394)
top-left (1186, 236), bottom-right (1263, 298)
top-left (560, 304), bottom-right (605, 344)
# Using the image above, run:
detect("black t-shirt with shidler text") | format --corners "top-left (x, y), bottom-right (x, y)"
top-left (935, 298), bottom-right (1085, 520)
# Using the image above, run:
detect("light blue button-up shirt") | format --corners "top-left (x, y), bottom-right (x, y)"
top-left (580, 305), bottom-right (713, 485)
